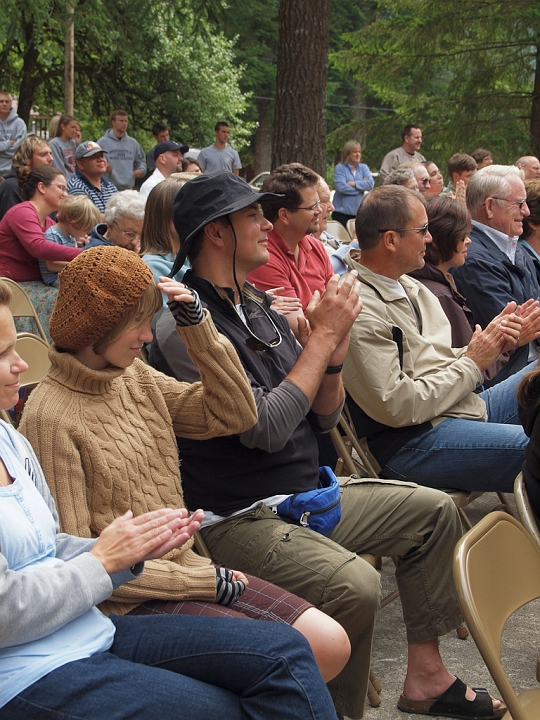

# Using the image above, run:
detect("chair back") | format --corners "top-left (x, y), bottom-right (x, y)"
top-left (453, 511), bottom-right (540, 720)
top-left (326, 220), bottom-right (352, 244)
top-left (346, 218), bottom-right (357, 240)
top-left (2, 278), bottom-right (49, 342)
top-left (16, 333), bottom-right (51, 388)
top-left (514, 472), bottom-right (540, 550)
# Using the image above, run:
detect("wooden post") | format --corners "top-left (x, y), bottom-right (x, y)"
top-left (64, 3), bottom-right (74, 115)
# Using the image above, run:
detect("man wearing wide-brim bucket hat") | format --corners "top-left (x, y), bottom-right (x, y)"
top-left (152, 171), bottom-right (505, 720)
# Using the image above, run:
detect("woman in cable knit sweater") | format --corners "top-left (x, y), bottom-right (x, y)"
top-left (20, 246), bottom-right (350, 684)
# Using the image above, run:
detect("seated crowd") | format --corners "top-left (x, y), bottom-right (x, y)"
top-left (1, 104), bottom-right (540, 719)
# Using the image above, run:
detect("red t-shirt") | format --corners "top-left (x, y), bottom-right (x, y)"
top-left (0, 201), bottom-right (81, 281)
top-left (247, 229), bottom-right (334, 309)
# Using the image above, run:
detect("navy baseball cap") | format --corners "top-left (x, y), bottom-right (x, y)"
top-left (153, 141), bottom-right (189, 161)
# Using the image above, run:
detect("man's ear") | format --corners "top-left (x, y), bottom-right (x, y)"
top-left (382, 230), bottom-right (398, 253)
top-left (483, 197), bottom-right (495, 219)
top-left (277, 206), bottom-right (291, 226)
top-left (202, 219), bottom-right (227, 248)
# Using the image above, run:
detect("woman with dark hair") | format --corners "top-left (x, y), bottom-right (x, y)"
top-left (409, 195), bottom-right (474, 347)
top-left (0, 277), bottom-right (337, 720)
top-left (332, 140), bottom-right (374, 228)
top-left (49, 114), bottom-right (80, 179)
top-left (0, 166), bottom-right (81, 282)
top-left (519, 179), bottom-right (540, 285)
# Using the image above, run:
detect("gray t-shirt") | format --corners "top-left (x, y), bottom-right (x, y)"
top-left (198, 144), bottom-right (242, 173)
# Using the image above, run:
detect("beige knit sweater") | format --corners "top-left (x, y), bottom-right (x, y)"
top-left (20, 314), bottom-right (257, 616)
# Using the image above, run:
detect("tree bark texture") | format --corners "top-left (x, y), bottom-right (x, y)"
top-left (272, 0), bottom-right (329, 175)
top-left (254, 99), bottom-right (273, 174)
top-left (64, 3), bottom-right (75, 115)
top-left (530, 42), bottom-right (540, 158)
top-left (17, 20), bottom-right (40, 123)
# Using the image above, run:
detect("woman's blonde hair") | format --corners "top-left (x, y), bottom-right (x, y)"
top-left (57, 196), bottom-right (101, 230)
top-left (140, 178), bottom-right (184, 256)
top-left (92, 282), bottom-right (162, 355)
top-left (0, 280), bottom-right (13, 307)
top-left (341, 140), bottom-right (361, 165)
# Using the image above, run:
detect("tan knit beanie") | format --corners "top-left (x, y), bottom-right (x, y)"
top-left (50, 246), bottom-right (154, 350)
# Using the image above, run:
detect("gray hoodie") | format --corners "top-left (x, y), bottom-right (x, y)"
top-left (97, 128), bottom-right (146, 190)
top-left (0, 109), bottom-right (27, 176)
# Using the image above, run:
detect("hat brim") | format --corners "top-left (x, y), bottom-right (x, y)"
top-left (78, 148), bottom-right (108, 159)
top-left (169, 189), bottom-right (282, 278)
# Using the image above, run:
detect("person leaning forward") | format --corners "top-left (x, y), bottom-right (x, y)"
top-left (149, 170), bottom-right (506, 720)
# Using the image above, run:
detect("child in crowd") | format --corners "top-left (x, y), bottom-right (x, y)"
top-left (40, 196), bottom-right (100, 287)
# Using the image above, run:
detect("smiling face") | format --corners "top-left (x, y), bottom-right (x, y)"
top-left (98, 318), bottom-right (153, 369)
top-left (78, 152), bottom-right (107, 179)
top-left (39, 174), bottom-right (68, 211)
top-left (106, 215), bottom-right (143, 252)
top-left (225, 202), bottom-right (273, 275)
top-left (317, 180), bottom-right (335, 233)
top-left (404, 127), bottom-right (422, 153)
top-left (287, 185), bottom-right (323, 237)
top-left (0, 306), bottom-right (29, 410)
top-left (488, 175), bottom-right (530, 237)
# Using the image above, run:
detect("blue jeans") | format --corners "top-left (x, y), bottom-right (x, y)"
top-left (0, 615), bottom-right (336, 720)
top-left (382, 364), bottom-right (530, 492)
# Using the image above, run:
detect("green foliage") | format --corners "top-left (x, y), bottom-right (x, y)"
top-left (0, 0), bottom-right (253, 148)
top-left (331, 0), bottom-right (540, 170)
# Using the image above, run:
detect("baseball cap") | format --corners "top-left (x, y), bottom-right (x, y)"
top-left (153, 141), bottom-right (189, 161)
top-left (169, 170), bottom-right (283, 277)
top-left (75, 141), bottom-right (107, 161)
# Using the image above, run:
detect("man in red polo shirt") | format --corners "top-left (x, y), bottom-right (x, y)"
top-left (247, 163), bottom-right (334, 334)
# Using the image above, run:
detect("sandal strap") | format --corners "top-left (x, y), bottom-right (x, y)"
top-left (429, 678), bottom-right (495, 717)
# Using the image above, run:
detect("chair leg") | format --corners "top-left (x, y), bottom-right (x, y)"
top-left (495, 492), bottom-right (516, 517)
top-left (456, 624), bottom-right (469, 640)
top-left (458, 507), bottom-right (473, 530)
top-left (367, 668), bottom-right (382, 707)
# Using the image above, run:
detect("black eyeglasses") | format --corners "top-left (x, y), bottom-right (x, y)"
top-left (213, 285), bottom-right (282, 351)
top-left (489, 196), bottom-right (528, 210)
top-left (378, 222), bottom-right (430, 236)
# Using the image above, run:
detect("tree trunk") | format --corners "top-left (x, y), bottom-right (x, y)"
top-left (254, 98), bottom-right (273, 174)
top-left (64, 3), bottom-right (75, 115)
top-left (17, 20), bottom-right (40, 124)
top-left (531, 42), bottom-right (540, 158)
top-left (272, 0), bottom-right (330, 175)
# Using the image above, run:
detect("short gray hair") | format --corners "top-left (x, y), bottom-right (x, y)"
top-left (104, 190), bottom-right (146, 224)
top-left (384, 167), bottom-right (416, 186)
top-left (466, 164), bottom-right (521, 216)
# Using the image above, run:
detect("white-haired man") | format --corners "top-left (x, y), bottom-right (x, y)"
top-left (452, 164), bottom-right (540, 386)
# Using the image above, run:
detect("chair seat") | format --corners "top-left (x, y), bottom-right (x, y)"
top-left (502, 689), bottom-right (540, 719)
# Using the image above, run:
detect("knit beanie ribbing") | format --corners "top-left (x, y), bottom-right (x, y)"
top-left (50, 246), bottom-right (154, 350)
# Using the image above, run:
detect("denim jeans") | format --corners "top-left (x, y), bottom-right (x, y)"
top-left (382, 364), bottom-right (530, 492)
top-left (0, 615), bottom-right (336, 720)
